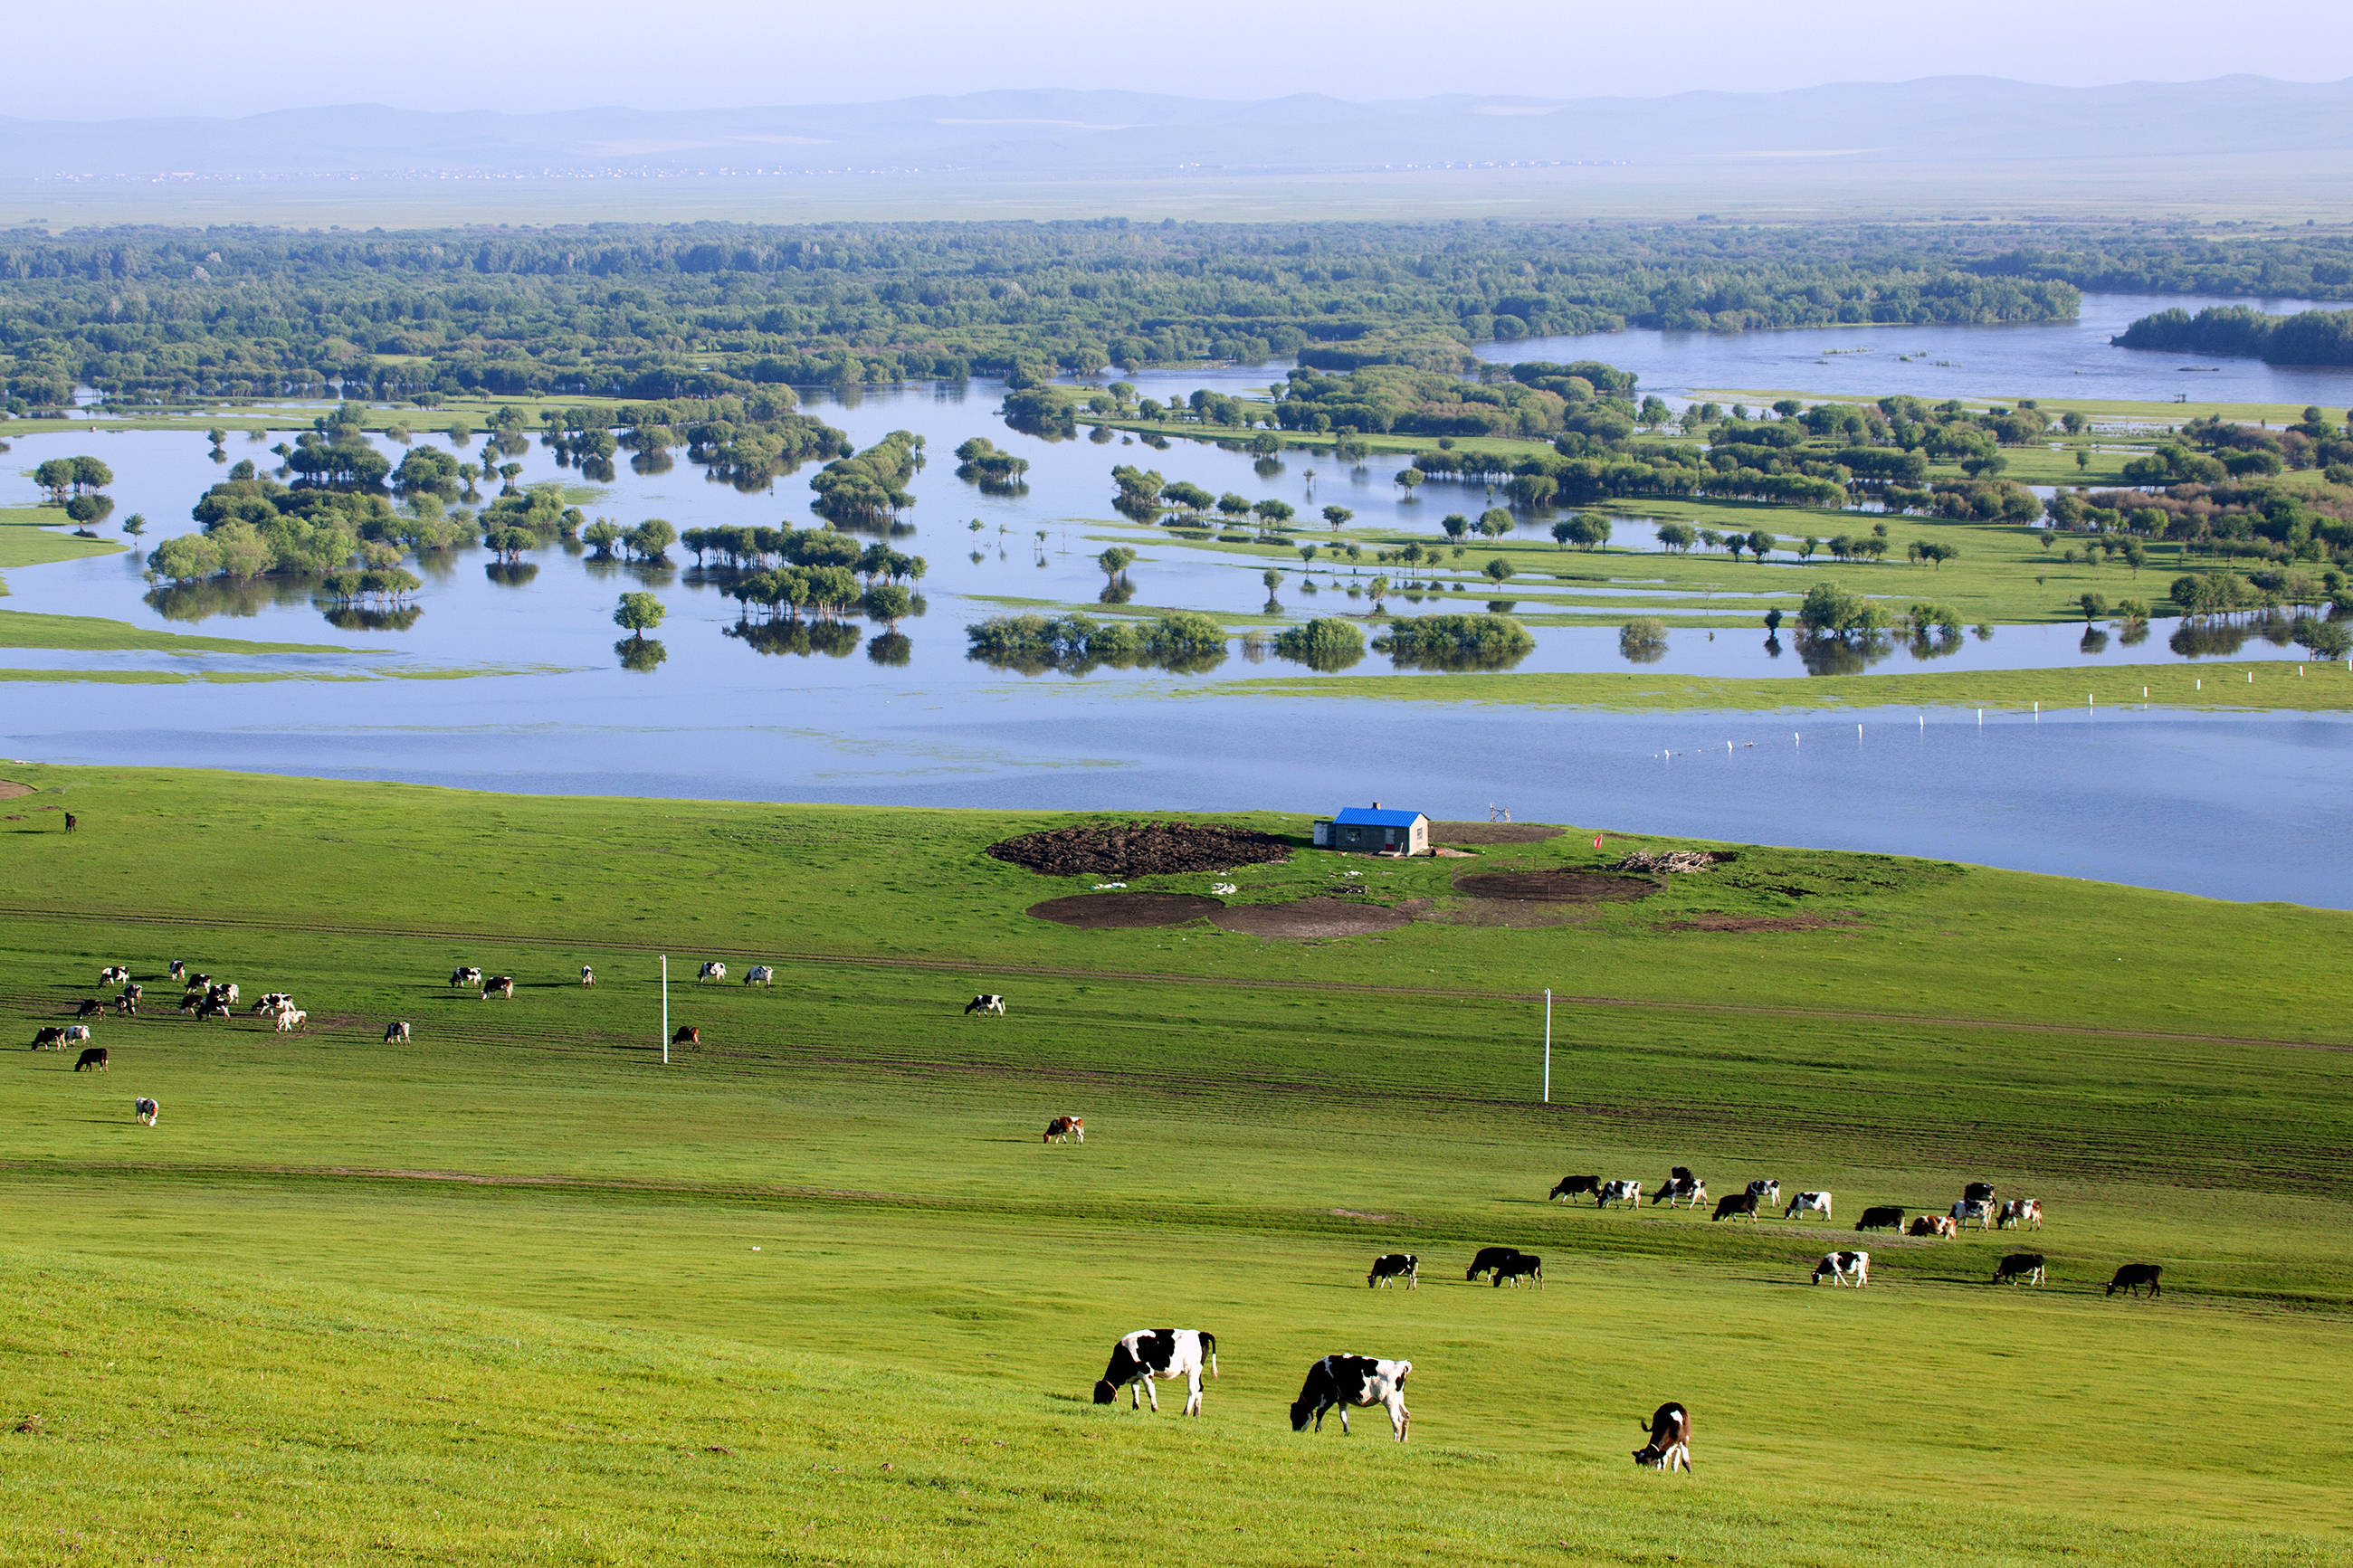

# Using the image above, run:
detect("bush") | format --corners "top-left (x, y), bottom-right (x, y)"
top-left (1272, 617), bottom-right (1367, 672)
top-left (1619, 617), bottom-right (1668, 663)
top-left (1370, 613), bottom-right (1535, 670)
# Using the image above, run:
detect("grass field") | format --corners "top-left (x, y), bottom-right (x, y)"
top-left (0, 765), bottom-right (2348, 1563)
top-left (0, 505), bottom-right (123, 592)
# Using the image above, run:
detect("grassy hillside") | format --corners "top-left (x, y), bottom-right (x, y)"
top-left (1, 765), bottom-right (2348, 1563)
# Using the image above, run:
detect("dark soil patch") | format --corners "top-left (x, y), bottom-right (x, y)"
top-left (1652, 913), bottom-right (1858, 934)
top-left (0, 781), bottom-right (33, 801)
top-left (1452, 870), bottom-right (1658, 905)
top-left (1421, 898), bottom-right (1593, 929)
top-left (1028, 892), bottom-right (1225, 929)
top-left (1211, 898), bottom-right (1416, 940)
top-left (989, 822), bottom-right (1292, 879)
top-left (1429, 821), bottom-right (1562, 845)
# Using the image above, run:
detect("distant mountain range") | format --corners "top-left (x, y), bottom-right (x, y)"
top-left (5, 77), bottom-right (2349, 183)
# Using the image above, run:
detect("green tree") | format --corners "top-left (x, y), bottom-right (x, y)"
top-left (2079, 592), bottom-right (2109, 622)
top-left (614, 592), bottom-right (666, 640)
top-left (1483, 557), bottom-right (1515, 584)
top-left (1477, 508), bottom-right (1512, 539)
top-left (1395, 468), bottom-right (1424, 497)
top-left (583, 518), bottom-right (623, 556)
top-left (1322, 505), bottom-right (1352, 529)
top-left (860, 584), bottom-right (912, 628)
top-left (1747, 529), bottom-right (1777, 562)
top-left (1441, 514), bottom-right (1470, 540)
top-left (1551, 518), bottom-right (1577, 549)
top-left (1097, 546), bottom-right (1137, 579)
top-left (1297, 544), bottom-right (1319, 566)
top-left (626, 518), bottom-right (677, 560)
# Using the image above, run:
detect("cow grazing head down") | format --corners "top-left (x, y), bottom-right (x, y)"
top-left (1092, 1330), bottom-right (1215, 1415)
top-left (1634, 1402), bottom-right (1692, 1472)
top-left (1290, 1354), bottom-right (1412, 1441)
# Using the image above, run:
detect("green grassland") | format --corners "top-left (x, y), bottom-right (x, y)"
top-left (0, 607), bottom-right (351, 655)
top-left (0, 765), bottom-right (2349, 1563)
top-left (0, 505), bottom-right (123, 592)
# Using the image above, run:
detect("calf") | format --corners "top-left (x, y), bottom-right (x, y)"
top-left (74, 1047), bottom-right (108, 1072)
top-left (1367, 1253), bottom-right (1417, 1289)
top-left (1785, 1191), bottom-right (1834, 1222)
top-left (1043, 1116), bottom-right (1083, 1144)
top-left (745, 965), bottom-right (774, 987)
top-left (1711, 1192), bottom-right (1760, 1223)
top-left (31, 1026), bottom-right (65, 1050)
top-left (482, 976), bottom-right (515, 1000)
top-left (1950, 1199), bottom-right (1996, 1231)
top-left (1633, 1402), bottom-right (1692, 1472)
top-left (2107, 1264), bottom-right (2162, 1298)
top-left (74, 999), bottom-right (104, 1020)
top-left (99, 965), bottom-right (129, 986)
top-left (1745, 1179), bottom-right (1780, 1206)
top-left (168, 961), bottom-right (186, 982)
top-left (1997, 1199), bottom-right (2043, 1231)
top-left (384, 1022), bottom-right (412, 1044)
top-left (1093, 1329), bottom-right (1216, 1416)
top-left (1908, 1215), bottom-right (1958, 1240)
top-left (1491, 1253), bottom-right (1543, 1288)
top-left (450, 966), bottom-right (483, 990)
top-left (671, 1025), bottom-right (700, 1047)
top-left (1994, 1253), bottom-right (2046, 1287)
top-left (1595, 1179), bottom-right (1642, 1210)
top-left (252, 993), bottom-right (294, 1016)
top-left (133, 1097), bottom-right (159, 1126)
top-left (965, 993), bottom-right (1006, 1016)
top-left (1812, 1250), bottom-right (1870, 1288)
top-left (1854, 1205), bottom-right (1906, 1233)
top-left (1548, 1174), bottom-right (1602, 1202)
top-left (696, 961), bottom-right (727, 984)
top-left (1465, 1246), bottom-right (1525, 1282)
top-left (62, 1025), bottom-right (91, 1045)
top-left (272, 1009), bottom-right (306, 1032)
top-left (1289, 1354), bottom-right (1411, 1442)
top-left (580, 965), bottom-right (595, 986)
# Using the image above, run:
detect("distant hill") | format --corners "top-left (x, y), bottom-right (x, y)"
top-left (4, 77), bottom-right (2350, 182)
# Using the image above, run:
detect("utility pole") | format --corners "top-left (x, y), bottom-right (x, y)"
top-left (1542, 989), bottom-right (1552, 1104)
top-left (661, 955), bottom-right (670, 1065)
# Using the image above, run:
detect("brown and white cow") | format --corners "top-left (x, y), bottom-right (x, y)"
top-left (1997, 1198), bottom-right (2043, 1231)
top-left (1908, 1214), bottom-right (1958, 1240)
top-left (1043, 1116), bottom-right (1083, 1144)
top-left (1633, 1402), bottom-right (1692, 1472)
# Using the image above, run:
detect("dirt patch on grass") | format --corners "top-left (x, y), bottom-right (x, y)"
top-left (1651, 913), bottom-right (1858, 934)
top-left (989, 822), bottom-right (1292, 878)
top-left (1421, 898), bottom-right (1594, 929)
top-left (1453, 870), bottom-right (1658, 905)
top-left (0, 781), bottom-right (33, 801)
top-left (1429, 821), bottom-right (1562, 845)
top-left (1211, 898), bottom-right (1417, 939)
top-left (1028, 892), bottom-right (1226, 929)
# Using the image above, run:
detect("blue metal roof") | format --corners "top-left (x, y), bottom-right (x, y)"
top-left (1333, 807), bottom-right (1426, 828)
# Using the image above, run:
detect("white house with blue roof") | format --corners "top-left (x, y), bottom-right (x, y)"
top-left (1313, 803), bottom-right (1430, 856)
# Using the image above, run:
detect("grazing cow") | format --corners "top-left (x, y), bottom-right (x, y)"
top-left (451, 967), bottom-right (483, 990)
top-left (1596, 1180), bottom-right (1642, 1210)
top-left (1093, 1329), bottom-right (1216, 1415)
top-left (1656, 1178), bottom-right (1708, 1211)
top-left (965, 993), bottom-right (1006, 1016)
top-left (168, 961), bottom-right (186, 982)
top-left (697, 961), bottom-right (727, 984)
top-left (745, 965), bottom-right (774, 987)
top-left (1908, 1215), bottom-right (1958, 1240)
top-left (74, 1047), bottom-right (107, 1072)
top-left (1785, 1191), bottom-right (1834, 1222)
top-left (1289, 1354), bottom-right (1412, 1442)
top-left (1491, 1253), bottom-right (1543, 1288)
top-left (483, 976), bottom-right (515, 1000)
top-left (1043, 1116), bottom-right (1083, 1145)
top-left (63, 813), bottom-right (75, 832)
top-left (62, 1024), bottom-right (91, 1045)
top-left (111, 994), bottom-right (137, 1017)
top-left (177, 991), bottom-right (205, 1014)
top-left (74, 999), bottom-right (104, 1020)
top-left (1711, 1192), bottom-right (1761, 1223)
top-left (1367, 1253), bottom-right (1417, 1289)
top-left (186, 974), bottom-right (210, 990)
top-left (99, 965), bottom-right (129, 986)
top-left (273, 1009), bottom-right (306, 1032)
top-left (1854, 1205), bottom-right (1907, 1233)
top-left (1951, 1199), bottom-right (1996, 1231)
top-left (384, 1022), bottom-right (412, 1044)
top-left (119, 984), bottom-right (141, 1003)
top-left (1634, 1402), bottom-right (1693, 1472)
top-left (213, 984), bottom-right (239, 1006)
top-left (31, 1025), bottom-right (66, 1050)
top-left (671, 1025), bottom-right (700, 1047)
top-left (1962, 1181), bottom-right (1996, 1205)
top-left (1994, 1253), bottom-right (2047, 1287)
top-left (1549, 1174), bottom-right (1603, 1202)
top-left (133, 1098), bottom-right (159, 1126)
top-left (1465, 1247), bottom-right (1525, 1282)
top-left (1745, 1179), bottom-right (1780, 1206)
top-left (580, 965), bottom-right (594, 986)
top-left (1812, 1250), bottom-right (1870, 1288)
top-left (1998, 1199), bottom-right (2043, 1231)
top-left (1653, 1167), bottom-right (1704, 1208)
top-left (252, 993), bottom-right (293, 1016)
top-left (2108, 1264), bottom-right (2162, 1298)
top-left (196, 1001), bottom-right (231, 1022)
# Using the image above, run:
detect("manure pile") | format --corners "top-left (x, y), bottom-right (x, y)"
top-left (987, 822), bottom-right (1291, 878)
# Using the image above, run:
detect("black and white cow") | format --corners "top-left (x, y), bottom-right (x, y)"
top-left (62, 1024), bottom-right (91, 1045)
top-left (1367, 1253), bottom-right (1417, 1289)
top-left (1289, 1354), bottom-right (1412, 1442)
top-left (1491, 1253), bottom-right (1543, 1288)
top-left (697, 961), bottom-right (727, 984)
top-left (1961, 1181), bottom-right (1996, 1206)
top-left (1950, 1199), bottom-right (1996, 1231)
top-left (1652, 1167), bottom-right (1705, 1208)
top-left (745, 965), bottom-right (774, 987)
top-left (1994, 1253), bottom-right (2047, 1287)
top-left (112, 993), bottom-right (137, 1016)
top-left (580, 965), bottom-right (595, 987)
top-left (384, 1022), bottom-right (412, 1044)
top-left (1465, 1246), bottom-right (1524, 1282)
top-left (1785, 1191), bottom-right (1834, 1222)
top-left (168, 961), bottom-right (187, 983)
top-left (483, 976), bottom-right (515, 1000)
top-left (1854, 1205), bottom-right (1906, 1233)
top-left (965, 993), bottom-right (1006, 1016)
top-left (74, 999), bottom-right (103, 1020)
top-left (99, 965), bottom-right (129, 987)
top-left (1812, 1250), bottom-right (1870, 1288)
top-left (1745, 1179), bottom-right (1780, 1206)
top-left (2108, 1264), bottom-right (2162, 1298)
top-left (1092, 1329), bottom-right (1216, 1415)
top-left (450, 967), bottom-right (482, 990)
top-left (1633, 1402), bottom-right (1692, 1472)
top-left (31, 1026), bottom-right (66, 1050)
top-left (133, 1097), bottom-right (159, 1126)
top-left (1596, 1180), bottom-right (1642, 1210)
top-left (1548, 1174), bottom-right (1602, 1202)
top-left (1043, 1116), bottom-right (1083, 1144)
top-left (1711, 1192), bottom-right (1761, 1223)
top-left (252, 993), bottom-right (294, 1016)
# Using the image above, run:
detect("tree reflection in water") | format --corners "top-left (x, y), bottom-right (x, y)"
top-left (725, 618), bottom-right (862, 659)
top-left (614, 636), bottom-right (667, 672)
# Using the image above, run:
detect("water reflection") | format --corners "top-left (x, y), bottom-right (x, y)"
top-left (322, 603), bottom-right (424, 633)
top-left (143, 575), bottom-right (315, 622)
top-left (484, 562), bottom-right (539, 589)
top-left (866, 632), bottom-right (913, 667)
top-left (725, 618), bottom-right (862, 659)
top-left (2080, 627), bottom-right (2110, 655)
top-left (614, 636), bottom-right (667, 672)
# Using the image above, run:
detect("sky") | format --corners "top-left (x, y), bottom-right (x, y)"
top-left (7, 0), bottom-right (2350, 119)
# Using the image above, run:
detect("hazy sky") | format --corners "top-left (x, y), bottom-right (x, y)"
top-left (11, 0), bottom-right (2350, 119)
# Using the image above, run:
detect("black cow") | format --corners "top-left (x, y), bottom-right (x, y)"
top-left (1465, 1246), bottom-right (1524, 1282)
top-left (1548, 1174), bottom-right (1602, 1202)
top-left (1994, 1253), bottom-right (2046, 1287)
top-left (1289, 1354), bottom-right (1412, 1442)
top-left (2108, 1264), bottom-right (2162, 1298)
top-left (671, 1025), bottom-right (700, 1047)
top-left (74, 1047), bottom-right (107, 1072)
top-left (1633, 1402), bottom-right (1692, 1472)
top-left (1711, 1192), bottom-right (1760, 1222)
top-left (1491, 1253), bottom-right (1542, 1288)
top-left (1367, 1253), bottom-right (1417, 1289)
top-left (1962, 1181), bottom-right (1996, 1205)
top-left (74, 999), bottom-right (103, 1020)
top-left (1854, 1205), bottom-right (1907, 1232)
top-left (63, 813), bottom-right (76, 832)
